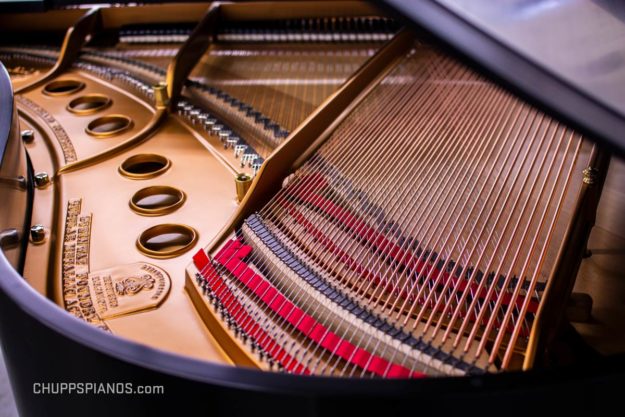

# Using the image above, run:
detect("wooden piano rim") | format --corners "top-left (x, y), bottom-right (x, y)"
top-left (0, 0), bottom-right (622, 389)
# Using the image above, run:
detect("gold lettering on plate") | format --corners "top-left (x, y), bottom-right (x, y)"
top-left (61, 200), bottom-right (171, 327)
top-left (61, 199), bottom-right (110, 331)
top-left (16, 95), bottom-right (78, 163)
top-left (88, 263), bottom-right (171, 320)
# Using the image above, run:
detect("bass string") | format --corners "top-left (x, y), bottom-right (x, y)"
top-left (270, 49), bottom-right (510, 374)
top-left (470, 120), bottom-right (569, 359)
top-left (272, 53), bottom-right (472, 310)
top-left (447, 115), bottom-right (556, 351)
top-left (258, 54), bottom-right (468, 318)
top-left (254, 48), bottom-right (508, 374)
top-left (343, 83), bottom-right (516, 377)
top-left (203, 43), bottom-right (374, 131)
top-left (433, 108), bottom-right (546, 344)
top-left (229, 48), bottom-right (464, 374)
top-left (397, 96), bottom-right (532, 339)
top-left (308, 55), bottom-right (488, 374)
top-left (418, 111), bottom-right (556, 366)
top-left (406, 110), bottom-right (561, 371)
top-left (236, 52), bottom-right (456, 374)
top-left (496, 132), bottom-right (583, 368)
top-left (208, 43), bottom-right (585, 376)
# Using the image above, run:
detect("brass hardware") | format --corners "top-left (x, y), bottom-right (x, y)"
top-left (0, 228), bottom-right (19, 250)
top-left (21, 129), bottom-right (34, 143)
top-left (136, 224), bottom-right (198, 259)
top-left (130, 186), bottom-right (186, 216)
top-left (30, 224), bottom-right (46, 244)
top-left (582, 166), bottom-right (599, 185)
top-left (34, 172), bottom-right (51, 188)
top-left (235, 173), bottom-right (252, 203)
top-left (42, 79), bottom-right (86, 97)
top-left (153, 82), bottom-right (169, 110)
top-left (118, 154), bottom-right (171, 180)
top-left (85, 114), bottom-right (133, 138)
top-left (66, 94), bottom-right (112, 115)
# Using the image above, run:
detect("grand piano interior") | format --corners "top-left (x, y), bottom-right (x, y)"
top-left (0, 0), bottom-right (624, 414)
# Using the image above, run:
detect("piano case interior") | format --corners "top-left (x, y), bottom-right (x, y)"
top-left (0, 1), bottom-right (624, 415)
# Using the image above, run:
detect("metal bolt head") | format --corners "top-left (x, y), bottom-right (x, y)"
top-left (582, 167), bottom-right (599, 185)
top-left (34, 172), bottom-right (50, 188)
top-left (21, 129), bottom-right (34, 143)
top-left (30, 224), bottom-right (46, 244)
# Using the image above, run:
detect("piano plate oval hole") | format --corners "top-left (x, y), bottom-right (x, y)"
top-left (86, 115), bottom-right (133, 138)
top-left (118, 154), bottom-right (171, 180)
top-left (136, 224), bottom-right (198, 259)
top-left (42, 79), bottom-right (85, 96)
top-left (67, 94), bottom-right (112, 115)
top-left (130, 186), bottom-right (186, 216)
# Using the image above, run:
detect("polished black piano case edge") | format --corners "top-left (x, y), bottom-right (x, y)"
top-left (1, 3), bottom-right (625, 416)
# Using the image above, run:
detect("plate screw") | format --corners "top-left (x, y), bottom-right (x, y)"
top-left (30, 224), bottom-right (46, 244)
top-left (34, 172), bottom-right (50, 188)
top-left (21, 129), bottom-right (34, 143)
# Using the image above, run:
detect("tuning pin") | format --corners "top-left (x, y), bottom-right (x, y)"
top-left (189, 109), bottom-right (201, 124)
top-left (219, 129), bottom-right (232, 144)
top-left (234, 142), bottom-right (247, 158)
top-left (226, 135), bottom-right (239, 150)
top-left (203, 117), bottom-right (217, 132)
top-left (252, 161), bottom-right (263, 175)
top-left (196, 114), bottom-right (208, 126)
top-left (182, 104), bottom-right (194, 117)
top-left (211, 123), bottom-right (224, 136)
top-left (242, 152), bottom-right (258, 167)
top-left (275, 129), bottom-right (289, 139)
